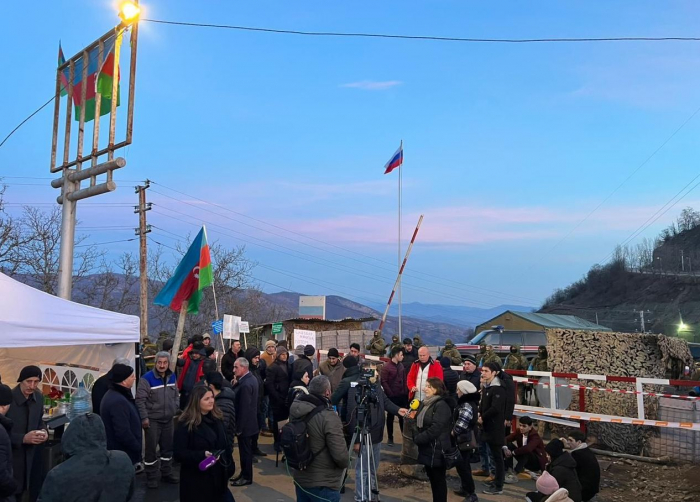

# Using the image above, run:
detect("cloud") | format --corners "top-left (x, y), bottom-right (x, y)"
top-left (340, 80), bottom-right (403, 91)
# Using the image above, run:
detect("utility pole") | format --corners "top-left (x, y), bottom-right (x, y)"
top-left (135, 181), bottom-right (151, 342)
top-left (640, 310), bottom-right (646, 333)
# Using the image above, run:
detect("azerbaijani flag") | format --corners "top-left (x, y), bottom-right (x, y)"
top-left (65, 32), bottom-right (122, 122)
top-left (58, 43), bottom-right (68, 97)
top-left (154, 227), bottom-right (214, 314)
top-left (384, 144), bottom-right (403, 174)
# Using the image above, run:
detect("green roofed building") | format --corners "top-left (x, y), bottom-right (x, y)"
top-left (474, 310), bottom-right (612, 335)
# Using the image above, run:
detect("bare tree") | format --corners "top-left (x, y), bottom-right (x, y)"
top-left (677, 207), bottom-right (700, 233)
top-left (0, 183), bottom-right (28, 274)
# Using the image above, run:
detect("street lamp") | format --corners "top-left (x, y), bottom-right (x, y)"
top-left (119, 1), bottom-right (141, 24)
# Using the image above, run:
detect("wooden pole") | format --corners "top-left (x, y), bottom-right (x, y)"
top-left (170, 300), bottom-right (188, 370)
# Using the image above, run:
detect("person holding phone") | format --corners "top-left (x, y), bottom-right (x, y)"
top-left (174, 386), bottom-right (234, 502)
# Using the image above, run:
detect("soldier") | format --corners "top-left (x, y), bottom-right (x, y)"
top-left (386, 335), bottom-right (402, 356)
top-left (441, 339), bottom-right (462, 366)
top-left (142, 337), bottom-right (158, 371)
top-left (482, 344), bottom-right (501, 366)
top-left (412, 334), bottom-right (425, 348)
top-left (366, 330), bottom-right (387, 356)
top-left (476, 342), bottom-right (488, 366)
top-left (504, 345), bottom-right (528, 404)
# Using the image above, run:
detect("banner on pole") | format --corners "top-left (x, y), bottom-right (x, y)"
top-left (223, 315), bottom-right (241, 340)
top-left (239, 321), bottom-right (250, 334)
top-left (211, 319), bottom-right (223, 335)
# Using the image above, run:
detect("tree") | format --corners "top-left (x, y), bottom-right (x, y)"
top-left (677, 207), bottom-right (700, 233)
top-left (0, 182), bottom-right (26, 274)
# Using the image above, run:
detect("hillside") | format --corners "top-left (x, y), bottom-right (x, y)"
top-left (540, 219), bottom-right (700, 340)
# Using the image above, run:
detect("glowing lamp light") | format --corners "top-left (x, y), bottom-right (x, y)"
top-left (119, 1), bottom-right (141, 23)
top-left (679, 322), bottom-right (689, 331)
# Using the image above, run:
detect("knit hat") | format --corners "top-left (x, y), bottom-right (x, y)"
top-left (439, 357), bottom-right (451, 368)
top-left (402, 338), bottom-right (412, 344)
top-left (265, 340), bottom-right (276, 349)
top-left (343, 355), bottom-right (358, 368)
top-left (202, 333), bottom-right (211, 340)
top-left (17, 365), bottom-right (42, 383)
top-left (276, 346), bottom-right (288, 357)
top-left (536, 470), bottom-right (559, 495)
top-left (327, 348), bottom-right (340, 358)
top-left (277, 340), bottom-right (288, 348)
top-left (545, 438), bottom-right (565, 460)
top-left (0, 384), bottom-right (12, 406)
top-left (206, 372), bottom-right (224, 389)
top-left (110, 364), bottom-right (134, 384)
top-left (463, 354), bottom-right (477, 365)
top-left (245, 348), bottom-right (261, 361)
top-left (192, 341), bottom-right (206, 356)
top-left (205, 346), bottom-right (215, 357)
top-left (457, 380), bottom-right (478, 395)
top-left (304, 344), bottom-right (315, 357)
top-left (294, 345), bottom-right (305, 356)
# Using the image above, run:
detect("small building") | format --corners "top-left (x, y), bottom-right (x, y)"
top-left (475, 310), bottom-right (612, 335)
top-left (251, 317), bottom-right (376, 350)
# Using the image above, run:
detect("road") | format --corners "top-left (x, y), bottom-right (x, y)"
top-left (135, 426), bottom-right (536, 502)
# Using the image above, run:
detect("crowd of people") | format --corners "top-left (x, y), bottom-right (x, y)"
top-left (0, 333), bottom-right (602, 502)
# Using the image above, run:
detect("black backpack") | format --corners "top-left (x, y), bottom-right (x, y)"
top-left (280, 404), bottom-right (327, 471)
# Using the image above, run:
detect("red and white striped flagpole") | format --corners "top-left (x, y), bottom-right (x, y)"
top-left (379, 214), bottom-right (424, 332)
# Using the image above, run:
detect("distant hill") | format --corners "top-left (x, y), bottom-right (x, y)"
top-left (540, 219), bottom-right (700, 339)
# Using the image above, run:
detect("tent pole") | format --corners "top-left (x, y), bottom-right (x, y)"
top-left (170, 300), bottom-right (188, 371)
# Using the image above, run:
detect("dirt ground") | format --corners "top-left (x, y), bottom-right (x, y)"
top-left (595, 457), bottom-right (700, 502)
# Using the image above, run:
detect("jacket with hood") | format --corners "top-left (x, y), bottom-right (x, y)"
top-left (37, 413), bottom-right (134, 502)
top-left (505, 427), bottom-right (547, 471)
top-left (570, 445), bottom-right (600, 501)
top-left (100, 384), bottom-right (143, 464)
top-left (135, 368), bottom-right (179, 422)
top-left (414, 396), bottom-right (455, 468)
top-left (544, 488), bottom-right (575, 502)
top-left (439, 358), bottom-right (459, 396)
top-left (214, 387), bottom-right (236, 449)
top-left (406, 358), bottom-right (444, 401)
top-left (547, 452), bottom-right (582, 502)
top-left (292, 355), bottom-right (313, 380)
top-left (289, 393), bottom-right (349, 491)
top-left (479, 377), bottom-right (506, 445)
top-left (265, 358), bottom-right (291, 421)
top-left (504, 346), bottom-right (528, 370)
top-left (0, 414), bottom-right (16, 502)
top-left (401, 347), bottom-right (418, 371)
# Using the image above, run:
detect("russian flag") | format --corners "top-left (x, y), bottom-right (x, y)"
top-left (384, 144), bottom-right (403, 174)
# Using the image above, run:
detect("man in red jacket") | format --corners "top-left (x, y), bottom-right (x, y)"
top-left (380, 346), bottom-right (407, 446)
top-left (503, 416), bottom-right (547, 483)
top-left (406, 347), bottom-right (444, 401)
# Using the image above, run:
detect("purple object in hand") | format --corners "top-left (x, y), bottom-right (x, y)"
top-left (198, 450), bottom-right (223, 471)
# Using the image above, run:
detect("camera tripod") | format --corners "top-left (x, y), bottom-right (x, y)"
top-left (342, 401), bottom-right (380, 502)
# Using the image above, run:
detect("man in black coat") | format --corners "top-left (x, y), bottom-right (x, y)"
top-left (564, 431), bottom-right (599, 502)
top-left (100, 364), bottom-right (142, 466)
top-left (459, 355), bottom-right (481, 391)
top-left (7, 366), bottom-right (47, 502)
top-left (245, 348), bottom-right (268, 458)
top-left (221, 340), bottom-right (243, 382)
top-left (401, 338), bottom-right (418, 371)
top-left (0, 384), bottom-right (17, 501)
top-left (292, 345), bottom-right (315, 378)
top-left (264, 346), bottom-right (291, 452)
top-left (231, 358), bottom-right (259, 487)
top-left (92, 357), bottom-right (131, 417)
top-left (440, 357), bottom-right (459, 396)
top-left (478, 362), bottom-right (506, 495)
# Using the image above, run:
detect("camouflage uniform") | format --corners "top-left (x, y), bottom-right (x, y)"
top-left (141, 338), bottom-right (158, 371)
top-left (441, 339), bottom-right (463, 366)
top-left (366, 331), bottom-right (387, 356)
top-left (481, 346), bottom-right (501, 366)
top-left (412, 334), bottom-right (425, 348)
top-left (504, 345), bottom-right (528, 403)
top-left (387, 335), bottom-right (402, 356)
top-left (476, 343), bottom-right (488, 366)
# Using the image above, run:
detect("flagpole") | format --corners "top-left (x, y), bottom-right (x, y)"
top-left (170, 300), bottom-right (188, 371)
top-left (398, 140), bottom-right (403, 341)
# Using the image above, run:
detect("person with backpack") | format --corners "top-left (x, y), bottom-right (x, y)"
top-left (452, 380), bottom-right (480, 502)
top-left (286, 375), bottom-right (349, 502)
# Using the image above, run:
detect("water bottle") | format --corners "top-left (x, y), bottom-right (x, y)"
top-left (68, 382), bottom-right (92, 420)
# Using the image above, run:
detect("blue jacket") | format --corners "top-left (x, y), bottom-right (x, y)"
top-left (135, 369), bottom-right (179, 422)
top-left (100, 385), bottom-right (142, 464)
top-left (233, 372), bottom-right (259, 437)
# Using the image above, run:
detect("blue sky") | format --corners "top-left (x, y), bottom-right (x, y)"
top-left (2, 1), bottom-right (700, 314)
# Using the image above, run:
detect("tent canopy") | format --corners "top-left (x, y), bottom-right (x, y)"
top-left (0, 272), bottom-right (139, 348)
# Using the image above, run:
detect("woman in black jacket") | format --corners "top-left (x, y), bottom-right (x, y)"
top-left (174, 386), bottom-right (234, 502)
top-left (264, 347), bottom-right (291, 452)
top-left (413, 377), bottom-right (455, 502)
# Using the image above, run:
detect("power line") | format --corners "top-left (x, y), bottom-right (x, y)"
top-left (0, 95), bottom-right (55, 149)
top-left (75, 237), bottom-right (137, 248)
top-left (143, 19), bottom-right (700, 44)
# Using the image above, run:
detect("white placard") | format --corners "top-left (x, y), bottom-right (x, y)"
top-left (239, 321), bottom-right (250, 334)
top-left (223, 315), bottom-right (241, 340)
top-left (293, 329), bottom-right (316, 349)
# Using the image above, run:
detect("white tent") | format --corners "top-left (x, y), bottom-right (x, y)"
top-left (0, 272), bottom-right (139, 387)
